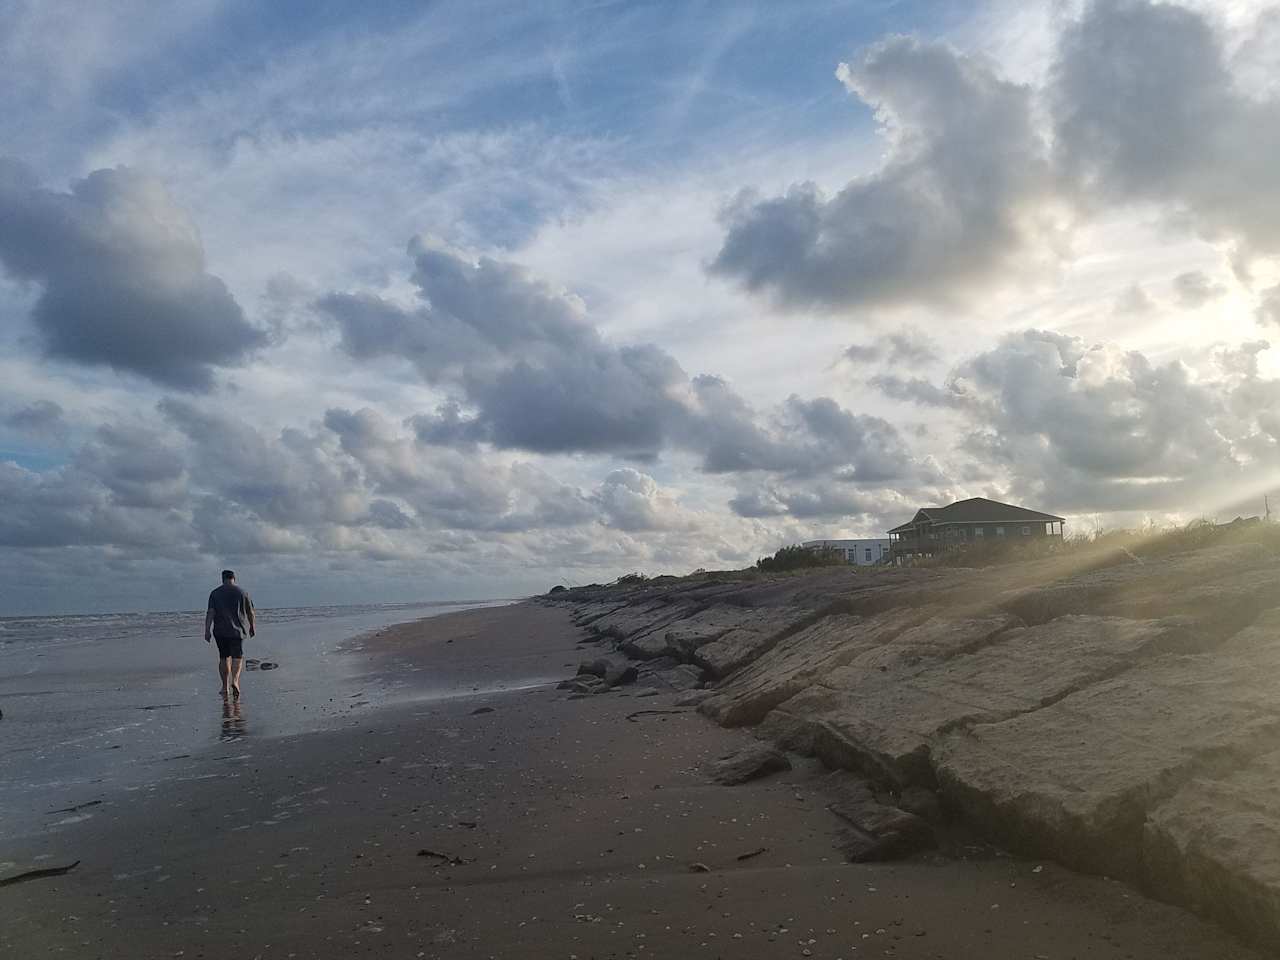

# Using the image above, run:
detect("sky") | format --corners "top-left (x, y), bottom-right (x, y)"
top-left (2, 0), bottom-right (1279, 614)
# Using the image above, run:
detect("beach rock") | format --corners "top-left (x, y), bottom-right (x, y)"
top-left (761, 615), bottom-right (1178, 786)
top-left (897, 786), bottom-right (942, 823)
top-left (620, 608), bottom-right (725, 658)
top-left (699, 609), bottom-right (937, 728)
top-left (470, 706), bottom-right (495, 715)
top-left (1143, 749), bottom-right (1280, 950)
top-left (557, 541), bottom-right (1280, 952)
top-left (564, 675), bottom-right (609, 696)
top-left (608, 664), bottom-right (639, 687)
top-left (998, 545), bottom-right (1280, 639)
top-left (576, 655), bottom-right (638, 687)
top-left (935, 609), bottom-right (1280, 882)
top-left (677, 609), bottom-right (807, 674)
top-left (690, 625), bottom-right (794, 679)
top-left (635, 657), bottom-right (704, 692)
top-left (710, 744), bottom-right (791, 785)
top-left (674, 690), bottom-right (716, 708)
top-left (571, 601), bottom-right (630, 628)
top-left (576, 658), bottom-right (608, 677)
top-left (831, 796), bottom-right (934, 862)
top-left (259, 661), bottom-right (278, 671)
top-left (588, 600), bottom-right (693, 642)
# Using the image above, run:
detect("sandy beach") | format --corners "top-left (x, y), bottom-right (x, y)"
top-left (2, 602), bottom-right (1262, 959)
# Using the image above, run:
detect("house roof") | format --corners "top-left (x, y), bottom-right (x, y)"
top-left (887, 497), bottom-right (1065, 533)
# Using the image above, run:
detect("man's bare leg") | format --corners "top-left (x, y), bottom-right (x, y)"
top-left (218, 656), bottom-right (230, 697)
top-left (230, 657), bottom-right (244, 700)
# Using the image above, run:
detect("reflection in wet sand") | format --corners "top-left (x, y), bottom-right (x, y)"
top-left (220, 700), bottom-right (247, 742)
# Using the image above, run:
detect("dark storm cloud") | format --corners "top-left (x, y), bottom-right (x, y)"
top-left (320, 244), bottom-right (930, 490)
top-left (0, 160), bottom-right (263, 390)
top-left (709, 36), bottom-right (1053, 310)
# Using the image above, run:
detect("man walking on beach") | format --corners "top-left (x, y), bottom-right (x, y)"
top-left (205, 570), bottom-right (256, 700)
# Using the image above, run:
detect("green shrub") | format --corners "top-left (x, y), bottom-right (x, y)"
top-left (756, 544), bottom-right (846, 572)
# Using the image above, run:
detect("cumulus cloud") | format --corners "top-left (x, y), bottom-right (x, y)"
top-left (713, 1), bottom-right (1280, 312)
top-left (1113, 283), bottom-right (1154, 315)
top-left (1258, 284), bottom-right (1280, 328)
top-left (3, 399), bottom-right (67, 438)
top-left (320, 246), bottom-right (685, 460)
top-left (0, 160), bottom-right (263, 389)
top-left (843, 331), bottom-right (937, 366)
top-left (0, 458), bottom-right (189, 549)
top-left (1172, 270), bottom-right (1227, 309)
top-left (710, 36), bottom-right (1057, 310)
top-left (592, 468), bottom-right (691, 532)
top-left (0, 395), bottom-right (743, 576)
top-left (728, 480), bottom-right (906, 521)
top-left (874, 328), bottom-right (1280, 512)
top-left (320, 244), bottom-right (931, 494)
top-left (74, 424), bottom-right (187, 509)
top-left (1051, 0), bottom-right (1280, 262)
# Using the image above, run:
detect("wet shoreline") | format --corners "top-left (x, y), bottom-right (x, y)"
top-left (0, 599), bottom-right (512, 846)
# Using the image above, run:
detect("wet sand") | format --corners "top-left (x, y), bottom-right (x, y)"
top-left (1, 603), bottom-right (1263, 959)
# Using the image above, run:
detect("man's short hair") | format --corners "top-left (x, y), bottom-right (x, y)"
top-left (221, 569), bottom-right (235, 581)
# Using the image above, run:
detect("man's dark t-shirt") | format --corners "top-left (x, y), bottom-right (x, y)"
top-left (208, 583), bottom-right (254, 641)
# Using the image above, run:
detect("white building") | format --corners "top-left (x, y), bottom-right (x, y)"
top-left (802, 538), bottom-right (891, 566)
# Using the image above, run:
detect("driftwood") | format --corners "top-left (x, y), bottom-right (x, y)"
top-left (0, 861), bottom-right (81, 887)
top-left (47, 800), bottom-right (102, 815)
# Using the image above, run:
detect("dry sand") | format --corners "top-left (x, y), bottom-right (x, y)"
top-left (1, 603), bottom-right (1263, 959)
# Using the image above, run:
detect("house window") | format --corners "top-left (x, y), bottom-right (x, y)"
top-left (974, 527), bottom-right (984, 537)
top-left (1021, 526), bottom-right (1031, 536)
top-left (996, 526), bottom-right (1005, 536)
top-left (865, 548), bottom-right (872, 561)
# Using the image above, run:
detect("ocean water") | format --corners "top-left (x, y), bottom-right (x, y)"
top-left (0, 600), bottom-right (510, 844)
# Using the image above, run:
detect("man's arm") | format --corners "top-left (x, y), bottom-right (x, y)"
top-left (204, 604), bottom-right (214, 643)
top-left (247, 596), bottom-right (256, 638)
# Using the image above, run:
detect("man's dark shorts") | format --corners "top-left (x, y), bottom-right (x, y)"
top-left (214, 635), bottom-right (244, 659)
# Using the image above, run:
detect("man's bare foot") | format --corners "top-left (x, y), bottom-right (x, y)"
top-left (231, 685), bottom-right (241, 701)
